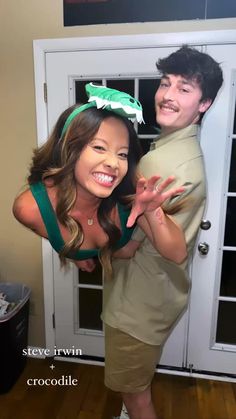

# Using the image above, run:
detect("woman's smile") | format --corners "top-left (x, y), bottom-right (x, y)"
top-left (92, 171), bottom-right (117, 187)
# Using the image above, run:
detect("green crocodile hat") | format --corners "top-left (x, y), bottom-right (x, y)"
top-left (61, 82), bottom-right (144, 138)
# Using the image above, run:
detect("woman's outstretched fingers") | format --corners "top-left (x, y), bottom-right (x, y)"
top-left (136, 177), bottom-right (147, 194)
top-left (156, 175), bottom-right (175, 192)
top-left (127, 175), bottom-right (185, 228)
top-left (145, 175), bottom-right (161, 191)
top-left (161, 185), bottom-right (185, 201)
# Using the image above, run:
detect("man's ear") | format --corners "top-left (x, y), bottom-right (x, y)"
top-left (199, 98), bottom-right (212, 113)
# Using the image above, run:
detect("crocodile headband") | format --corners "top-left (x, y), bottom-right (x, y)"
top-left (61, 82), bottom-right (144, 138)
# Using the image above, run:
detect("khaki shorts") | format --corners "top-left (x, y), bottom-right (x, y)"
top-left (104, 324), bottom-right (163, 393)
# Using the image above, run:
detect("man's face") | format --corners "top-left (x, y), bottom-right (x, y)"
top-left (155, 74), bottom-right (211, 135)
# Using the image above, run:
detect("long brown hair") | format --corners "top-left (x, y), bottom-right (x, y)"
top-left (28, 105), bottom-right (142, 277)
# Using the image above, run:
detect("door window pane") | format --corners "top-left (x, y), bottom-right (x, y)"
top-left (138, 78), bottom-right (160, 136)
top-left (216, 301), bottom-right (236, 345)
top-left (228, 140), bottom-right (236, 192)
top-left (78, 262), bottom-right (102, 286)
top-left (233, 103), bottom-right (236, 134)
top-left (79, 288), bottom-right (102, 331)
top-left (224, 197), bottom-right (236, 246)
top-left (75, 79), bottom-right (102, 103)
top-left (220, 251), bottom-right (236, 297)
top-left (106, 79), bottom-right (134, 97)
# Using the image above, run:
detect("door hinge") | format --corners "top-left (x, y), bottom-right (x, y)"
top-left (43, 82), bottom-right (47, 103)
top-left (52, 313), bottom-right (55, 329)
top-left (189, 363), bottom-right (194, 374)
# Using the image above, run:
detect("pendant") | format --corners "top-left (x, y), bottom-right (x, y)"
top-left (87, 218), bottom-right (94, 226)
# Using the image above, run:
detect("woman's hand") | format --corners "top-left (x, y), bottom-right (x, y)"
top-left (127, 175), bottom-right (185, 227)
top-left (73, 258), bottom-right (96, 272)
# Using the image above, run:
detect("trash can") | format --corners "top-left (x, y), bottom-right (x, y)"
top-left (0, 282), bottom-right (30, 393)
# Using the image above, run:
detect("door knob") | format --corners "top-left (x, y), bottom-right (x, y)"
top-left (200, 219), bottom-right (211, 230)
top-left (198, 242), bottom-right (209, 255)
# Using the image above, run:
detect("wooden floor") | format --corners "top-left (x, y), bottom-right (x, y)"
top-left (0, 358), bottom-right (236, 419)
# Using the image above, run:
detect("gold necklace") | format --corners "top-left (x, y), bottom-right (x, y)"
top-left (75, 201), bottom-right (99, 226)
top-left (87, 217), bottom-right (94, 226)
top-left (86, 206), bottom-right (98, 226)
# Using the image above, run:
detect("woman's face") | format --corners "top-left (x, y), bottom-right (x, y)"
top-left (74, 116), bottom-right (129, 198)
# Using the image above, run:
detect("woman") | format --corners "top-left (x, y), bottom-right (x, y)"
top-left (13, 87), bottom-right (186, 279)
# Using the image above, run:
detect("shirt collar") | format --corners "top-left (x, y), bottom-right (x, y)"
top-left (153, 124), bottom-right (199, 149)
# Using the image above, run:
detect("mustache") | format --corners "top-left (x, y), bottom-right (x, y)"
top-left (158, 100), bottom-right (179, 112)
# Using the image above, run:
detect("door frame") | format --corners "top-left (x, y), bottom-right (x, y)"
top-left (33, 29), bottom-right (236, 354)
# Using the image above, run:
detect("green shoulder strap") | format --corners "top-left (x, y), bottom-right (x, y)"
top-left (30, 182), bottom-right (65, 254)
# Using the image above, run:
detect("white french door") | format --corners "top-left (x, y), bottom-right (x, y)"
top-left (187, 44), bottom-right (236, 375)
top-left (42, 37), bottom-right (236, 374)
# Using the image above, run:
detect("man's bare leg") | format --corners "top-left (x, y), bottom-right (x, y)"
top-left (122, 386), bottom-right (157, 419)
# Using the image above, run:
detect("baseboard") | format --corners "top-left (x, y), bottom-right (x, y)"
top-left (25, 347), bottom-right (236, 383)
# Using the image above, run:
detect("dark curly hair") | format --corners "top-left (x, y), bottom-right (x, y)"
top-left (156, 45), bottom-right (223, 107)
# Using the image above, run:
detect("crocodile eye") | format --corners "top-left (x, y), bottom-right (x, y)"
top-left (129, 98), bottom-right (135, 103)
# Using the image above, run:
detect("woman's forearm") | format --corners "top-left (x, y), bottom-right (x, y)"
top-left (139, 207), bottom-right (187, 264)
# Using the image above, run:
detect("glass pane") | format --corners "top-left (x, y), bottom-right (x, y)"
top-left (138, 78), bottom-right (160, 136)
top-left (79, 288), bottom-right (102, 331)
top-left (224, 197), bottom-right (236, 246)
top-left (216, 301), bottom-right (236, 344)
top-left (228, 140), bottom-right (236, 192)
top-left (106, 79), bottom-right (134, 97)
top-left (78, 262), bottom-right (102, 286)
top-left (75, 80), bottom-right (102, 104)
top-left (220, 251), bottom-right (236, 297)
top-left (139, 137), bottom-right (155, 155)
top-left (233, 103), bottom-right (236, 134)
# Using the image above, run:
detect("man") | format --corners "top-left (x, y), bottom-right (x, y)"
top-left (102, 46), bottom-right (223, 419)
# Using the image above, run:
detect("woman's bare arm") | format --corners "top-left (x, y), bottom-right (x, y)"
top-left (12, 189), bottom-right (47, 238)
top-left (128, 176), bottom-right (187, 264)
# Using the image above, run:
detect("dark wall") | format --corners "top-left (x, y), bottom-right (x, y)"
top-left (64, 0), bottom-right (236, 26)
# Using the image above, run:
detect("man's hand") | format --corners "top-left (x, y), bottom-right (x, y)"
top-left (127, 175), bottom-right (185, 228)
top-left (113, 240), bottom-right (141, 259)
